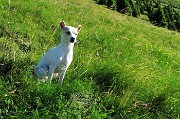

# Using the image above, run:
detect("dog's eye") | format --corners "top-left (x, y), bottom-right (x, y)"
top-left (66, 31), bottom-right (70, 35)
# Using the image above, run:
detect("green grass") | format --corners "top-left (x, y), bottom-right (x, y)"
top-left (0, 0), bottom-right (180, 118)
top-left (162, 0), bottom-right (180, 8)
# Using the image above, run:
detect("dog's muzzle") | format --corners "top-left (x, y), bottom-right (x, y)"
top-left (70, 37), bottom-right (75, 43)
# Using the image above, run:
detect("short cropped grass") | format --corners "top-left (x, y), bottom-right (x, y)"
top-left (0, 0), bottom-right (180, 118)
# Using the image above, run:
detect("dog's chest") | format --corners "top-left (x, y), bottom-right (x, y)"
top-left (55, 51), bottom-right (73, 72)
top-left (60, 53), bottom-right (72, 65)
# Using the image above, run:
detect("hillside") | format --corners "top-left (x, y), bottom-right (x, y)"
top-left (94, 0), bottom-right (180, 32)
top-left (0, 0), bottom-right (180, 118)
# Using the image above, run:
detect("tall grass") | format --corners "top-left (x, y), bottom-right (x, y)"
top-left (0, 0), bottom-right (180, 118)
top-left (163, 0), bottom-right (180, 8)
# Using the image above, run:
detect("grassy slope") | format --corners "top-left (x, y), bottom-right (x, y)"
top-left (0, 0), bottom-right (180, 118)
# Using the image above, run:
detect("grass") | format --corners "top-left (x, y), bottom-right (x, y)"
top-left (162, 0), bottom-right (180, 8)
top-left (0, 0), bottom-right (180, 118)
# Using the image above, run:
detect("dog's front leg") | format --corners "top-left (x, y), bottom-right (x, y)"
top-left (59, 69), bottom-right (67, 84)
top-left (48, 66), bottom-right (55, 83)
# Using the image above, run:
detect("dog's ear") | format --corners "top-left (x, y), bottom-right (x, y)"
top-left (77, 25), bottom-right (81, 32)
top-left (60, 21), bottom-right (66, 29)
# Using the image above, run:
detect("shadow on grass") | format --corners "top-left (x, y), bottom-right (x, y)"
top-left (149, 94), bottom-right (167, 117)
top-left (0, 58), bottom-right (14, 77)
top-left (86, 66), bottom-right (130, 95)
top-left (91, 70), bottom-right (118, 92)
top-left (0, 57), bottom-right (32, 76)
top-left (0, 57), bottom-right (33, 88)
top-left (128, 93), bottom-right (174, 118)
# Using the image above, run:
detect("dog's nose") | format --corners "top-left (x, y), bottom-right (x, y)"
top-left (70, 37), bottom-right (75, 43)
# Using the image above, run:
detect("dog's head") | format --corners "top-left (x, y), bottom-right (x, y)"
top-left (60, 21), bottom-right (81, 44)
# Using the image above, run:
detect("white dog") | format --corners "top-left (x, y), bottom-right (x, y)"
top-left (34, 21), bottom-right (81, 84)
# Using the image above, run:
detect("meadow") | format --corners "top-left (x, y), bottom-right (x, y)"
top-left (0, 0), bottom-right (180, 118)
